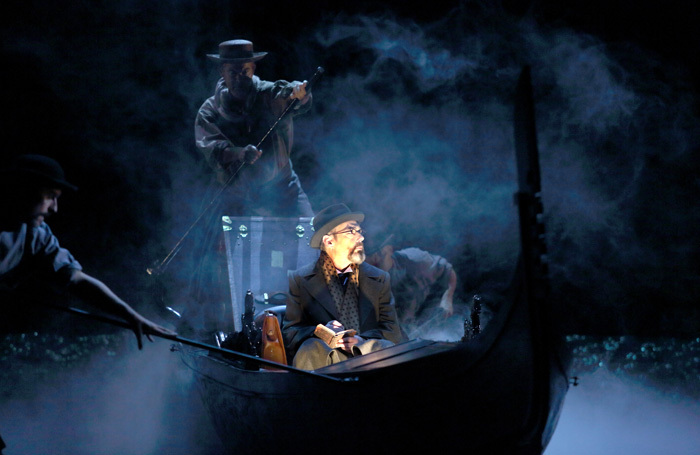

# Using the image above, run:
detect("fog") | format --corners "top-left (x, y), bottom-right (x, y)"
top-left (1, 334), bottom-right (225, 455)
top-left (546, 367), bottom-right (700, 455)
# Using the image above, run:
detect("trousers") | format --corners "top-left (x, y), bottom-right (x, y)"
top-left (292, 337), bottom-right (394, 371)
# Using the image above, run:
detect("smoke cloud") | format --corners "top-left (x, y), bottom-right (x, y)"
top-left (293, 6), bottom-right (699, 335)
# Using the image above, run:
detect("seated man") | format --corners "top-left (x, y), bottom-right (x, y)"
top-left (282, 204), bottom-right (403, 370)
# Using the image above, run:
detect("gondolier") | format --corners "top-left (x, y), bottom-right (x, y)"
top-left (0, 154), bottom-right (175, 453)
top-left (194, 38), bottom-right (314, 217)
top-left (0, 154), bottom-right (174, 345)
top-left (187, 39), bottom-right (317, 336)
top-left (282, 203), bottom-right (403, 370)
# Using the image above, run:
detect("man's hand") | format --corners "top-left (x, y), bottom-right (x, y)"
top-left (68, 270), bottom-right (176, 350)
top-left (290, 81), bottom-right (311, 105)
top-left (335, 335), bottom-right (364, 353)
top-left (439, 291), bottom-right (454, 317)
top-left (126, 312), bottom-right (176, 350)
top-left (222, 144), bottom-right (262, 165)
top-left (439, 268), bottom-right (458, 317)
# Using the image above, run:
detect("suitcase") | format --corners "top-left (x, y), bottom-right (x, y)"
top-left (222, 216), bottom-right (319, 332)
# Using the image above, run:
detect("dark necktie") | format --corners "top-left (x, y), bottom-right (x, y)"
top-left (338, 272), bottom-right (352, 289)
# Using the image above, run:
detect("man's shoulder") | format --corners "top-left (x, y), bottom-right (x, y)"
top-left (359, 262), bottom-right (389, 280)
top-left (290, 261), bottom-right (317, 279)
top-left (34, 222), bottom-right (59, 241)
top-left (1, 222), bottom-right (56, 250)
top-left (195, 95), bottom-right (219, 122)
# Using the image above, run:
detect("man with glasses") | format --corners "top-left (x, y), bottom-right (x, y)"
top-left (282, 204), bottom-right (403, 370)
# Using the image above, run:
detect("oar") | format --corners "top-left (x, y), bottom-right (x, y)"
top-left (41, 302), bottom-right (351, 383)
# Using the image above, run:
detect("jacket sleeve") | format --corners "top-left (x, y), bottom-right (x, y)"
top-left (194, 99), bottom-right (234, 177)
top-left (282, 271), bottom-right (317, 357)
top-left (271, 80), bottom-right (313, 118)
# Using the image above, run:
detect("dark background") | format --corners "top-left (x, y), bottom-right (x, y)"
top-left (1, 0), bottom-right (699, 337)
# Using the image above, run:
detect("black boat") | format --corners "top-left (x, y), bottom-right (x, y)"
top-left (179, 66), bottom-right (571, 455)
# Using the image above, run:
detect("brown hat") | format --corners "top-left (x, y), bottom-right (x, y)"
top-left (0, 154), bottom-right (77, 191)
top-left (206, 39), bottom-right (268, 63)
top-left (309, 204), bottom-right (365, 249)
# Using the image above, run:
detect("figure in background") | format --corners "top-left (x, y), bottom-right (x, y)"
top-left (194, 39), bottom-right (313, 217)
top-left (366, 236), bottom-right (457, 338)
top-left (186, 39), bottom-right (315, 337)
top-left (0, 154), bottom-right (175, 346)
top-left (283, 204), bottom-right (403, 371)
top-left (0, 155), bottom-right (176, 454)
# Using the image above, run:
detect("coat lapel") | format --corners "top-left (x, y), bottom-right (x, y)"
top-left (358, 263), bottom-right (383, 329)
top-left (302, 267), bottom-right (340, 321)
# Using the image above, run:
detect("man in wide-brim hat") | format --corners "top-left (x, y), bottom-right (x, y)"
top-left (282, 203), bottom-right (403, 371)
top-left (192, 38), bottom-right (316, 332)
top-left (194, 38), bottom-right (314, 217)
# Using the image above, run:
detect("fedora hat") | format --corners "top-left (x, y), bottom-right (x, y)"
top-left (310, 204), bottom-right (365, 249)
top-left (0, 154), bottom-right (77, 191)
top-left (206, 39), bottom-right (268, 63)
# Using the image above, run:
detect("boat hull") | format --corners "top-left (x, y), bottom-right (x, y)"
top-left (182, 281), bottom-right (568, 454)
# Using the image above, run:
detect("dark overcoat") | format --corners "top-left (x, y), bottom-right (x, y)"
top-left (282, 261), bottom-right (403, 358)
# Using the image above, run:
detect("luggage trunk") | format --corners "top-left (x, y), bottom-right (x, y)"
top-left (221, 216), bottom-right (319, 332)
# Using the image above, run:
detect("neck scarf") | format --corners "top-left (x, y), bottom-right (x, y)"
top-left (318, 251), bottom-right (360, 330)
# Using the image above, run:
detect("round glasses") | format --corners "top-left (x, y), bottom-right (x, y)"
top-left (330, 227), bottom-right (366, 237)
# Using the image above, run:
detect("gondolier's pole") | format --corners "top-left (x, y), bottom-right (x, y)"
top-left (146, 66), bottom-right (325, 276)
top-left (41, 302), bottom-right (350, 383)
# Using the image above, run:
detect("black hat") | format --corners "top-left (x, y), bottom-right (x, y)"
top-left (206, 39), bottom-right (268, 63)
top-left (310, 204), bottom-right (365, 249)
top-left (0, 154), bottom-right (78, 191)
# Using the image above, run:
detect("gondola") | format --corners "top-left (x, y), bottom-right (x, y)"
top-left (178, 66), bottom-right (571, 455)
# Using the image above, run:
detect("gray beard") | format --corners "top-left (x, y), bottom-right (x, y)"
top-left (349, 249), bottom-right (366, 265)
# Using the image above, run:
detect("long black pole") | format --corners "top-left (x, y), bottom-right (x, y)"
top-left (42, 302), bottom-right (348, 382)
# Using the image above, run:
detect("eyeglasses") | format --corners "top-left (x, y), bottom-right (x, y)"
top-left (330, 227), bottom-right (366, 237)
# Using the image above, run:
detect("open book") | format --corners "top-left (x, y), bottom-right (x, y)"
top-left (314, 324), bottom-right (357, 348)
